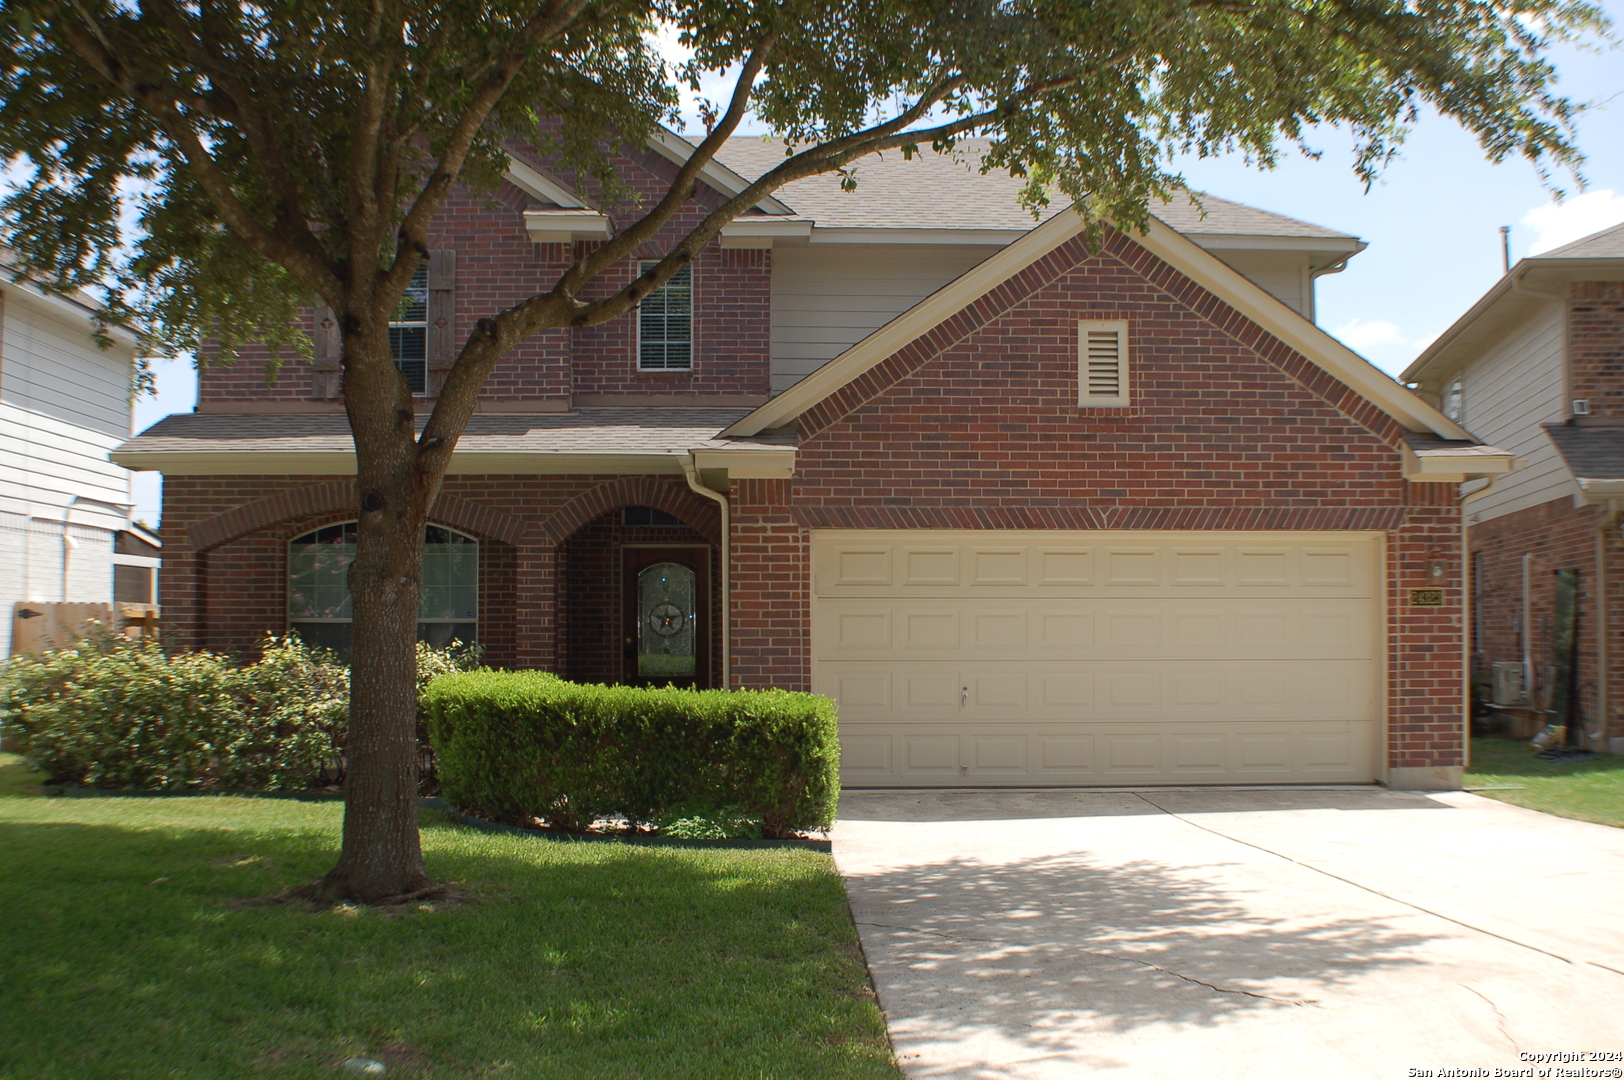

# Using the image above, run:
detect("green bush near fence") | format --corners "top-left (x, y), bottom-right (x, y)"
top-left (0, 632), bottom-right (477, 790)
top-left (424, 671), bottom-right (840, 838)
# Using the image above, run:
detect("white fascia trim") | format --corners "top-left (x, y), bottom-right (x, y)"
top-left (645, 128), bottom-right (795, 216)
top-left (1, 275), bottom-right (140, 353)
top-left (503, 156), bottom-right (586, 208)
top-left (523, 209), bottom-right (613, 244)
top-left (807, 227), bottom-right (1031, 246)
top-left (1578, 477), bottom-right (1624, 496)
top-left (112, 553), bottom-right (163, 568)
top-left (725, 205), bottom-right (1470, 440)
top-left (719, 218), bottom-right (814, 248)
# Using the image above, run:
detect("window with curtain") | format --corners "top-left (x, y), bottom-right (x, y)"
top-left (288, 523), bottom-right (477, 653)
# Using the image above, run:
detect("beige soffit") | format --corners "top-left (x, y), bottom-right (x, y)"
top-left (645, 128), bottom-right (796, 217)
top-left (111, 445), bottom-right (796, 478)
top-left (723, 205), bottom-right (1473, 444)
top-left (523, 209), bottom-right (613, 244)
top-left (718, 217), bottom-right (814, 248)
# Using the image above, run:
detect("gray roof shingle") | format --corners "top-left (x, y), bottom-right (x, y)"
top-left (1537, 220), bottom-right (1624, 260)
top-left (715, 137), bottom-right (1356, 240)
top-left (1546, 424), bottom-right (1624, 483)
top-left (117, 409), bottom-right (791, 457)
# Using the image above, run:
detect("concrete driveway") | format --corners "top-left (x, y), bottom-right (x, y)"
top-left (832, 787), bottom-right (1624, 1079)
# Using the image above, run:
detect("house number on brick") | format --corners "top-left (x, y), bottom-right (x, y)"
top-left (1409, 588), bottom-right (1446, 607)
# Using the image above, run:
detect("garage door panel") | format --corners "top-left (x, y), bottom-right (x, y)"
top-left (837, 724), bottom-right (1377, 785)
top-left (818, 660), bottom-right (1376, 722)
top-left (815, 530), bottom-right (1380, 787)
top-left (814, 531), bottom-right (1376, 598)
top-left (815, 598), bottom-right (1375, 661)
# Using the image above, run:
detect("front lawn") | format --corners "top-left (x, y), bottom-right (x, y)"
top-left (0, 754), bottom-right (898, 1079)
top-left (1466, 737), bottom-right (1624, 828)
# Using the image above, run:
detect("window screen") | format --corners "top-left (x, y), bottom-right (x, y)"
top-left (637, 261), bottom-right (693, 370)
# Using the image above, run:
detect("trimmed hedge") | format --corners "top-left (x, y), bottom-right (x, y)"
top-left (423, 671), bottom-right (839, 837)
top-left (0, 632), bottom-right (479, 790)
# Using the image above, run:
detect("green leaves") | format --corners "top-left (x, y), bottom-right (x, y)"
top-left (0, 0), bottom-right (1606, 378)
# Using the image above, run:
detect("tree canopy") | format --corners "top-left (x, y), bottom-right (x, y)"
top-left (1, 0), bottom-right (1607, 900)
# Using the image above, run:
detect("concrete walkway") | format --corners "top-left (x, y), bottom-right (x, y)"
top-left (832, 788), bottom-right (1624, 1079)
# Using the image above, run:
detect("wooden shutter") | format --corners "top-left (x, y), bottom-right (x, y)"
top-left (1078, 320), bottom-right (1129, 408)
top-left (310, 305), bottom-right (342, 400)
top-left (426, 249), bottom-right (457, 396)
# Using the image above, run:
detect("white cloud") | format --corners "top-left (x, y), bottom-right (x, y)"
top-left (1522, 189), bottom-right (1624, 255)
top-left (1329, 318), bottom-right (1442, 377)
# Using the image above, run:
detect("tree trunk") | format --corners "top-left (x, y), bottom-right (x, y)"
top-left (321, 327), bottom-right (437, 902)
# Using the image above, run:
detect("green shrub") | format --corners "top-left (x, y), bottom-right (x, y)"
top-left (424, 672), bottom-right (839, 837)
top-left (0, 632), bottom-right (480, 790)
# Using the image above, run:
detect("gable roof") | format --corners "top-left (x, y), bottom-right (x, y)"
top-left (1402, 218), bottom-right (1624, 386)
top-left (721, 201), bottom-right (1484, 457)
top-left (714, 138), bottom-right (1362, 263)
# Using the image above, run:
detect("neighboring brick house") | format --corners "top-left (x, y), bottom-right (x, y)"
top-left (1402, 221), bottom-right (1624, 754)
top-left (114, 132), bottom-right (1513, 790)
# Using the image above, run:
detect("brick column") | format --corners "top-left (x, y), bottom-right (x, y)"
top-left (1387, 484), bottom-right (1466, 788)
top-left (729, 478), bottom-right (809, 691)
top-left (513, 530), bottom-right (558, 672)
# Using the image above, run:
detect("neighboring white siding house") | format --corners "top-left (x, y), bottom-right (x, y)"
top-left (0, 277), bottom-right (142, 657)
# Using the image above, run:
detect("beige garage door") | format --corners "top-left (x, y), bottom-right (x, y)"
top-left (812, 531), bottom-right (1381, 786)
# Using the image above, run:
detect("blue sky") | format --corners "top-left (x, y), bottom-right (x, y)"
top-left (130, 8), bottom-right (1624, 523)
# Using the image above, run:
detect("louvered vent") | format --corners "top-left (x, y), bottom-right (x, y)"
top-left (1077, 320), bottom-right (1129, 407)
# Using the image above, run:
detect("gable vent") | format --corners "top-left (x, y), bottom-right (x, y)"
top-left (1078, 320), bottom-right (1130, 408)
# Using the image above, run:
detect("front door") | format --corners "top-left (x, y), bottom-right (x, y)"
top-left (623, 545), bottom-right (711, 688)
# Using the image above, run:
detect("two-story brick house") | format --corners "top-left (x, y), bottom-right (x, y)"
top-left (1403, 221), bottom-right (1624, 754)
top-left (114, 132), bottom-right (1514, 789)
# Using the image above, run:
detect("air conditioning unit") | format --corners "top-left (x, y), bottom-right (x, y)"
top-left (1491, 661), bottom-right (1529, 706)
top-left (1573, 399), bottom-right (1591, 416)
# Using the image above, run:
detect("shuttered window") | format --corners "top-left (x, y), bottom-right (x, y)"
top-left (637, 261), bottom-right (693, 370)
top-left (1078, 320), bottom-right (1130, 408)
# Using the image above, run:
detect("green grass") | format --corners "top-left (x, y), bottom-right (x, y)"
top-left (0, 754), bottom-right (898, 1079)
top-left (1466, 737), bottom-right (1624, 828)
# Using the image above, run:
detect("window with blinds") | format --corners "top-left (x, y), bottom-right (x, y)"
top-left (389, 261), bottom-right (430, 394)
top-left (637, 261), bottom-right (693, 370)
top-left (1078, 320), bottom-right (1130, 408)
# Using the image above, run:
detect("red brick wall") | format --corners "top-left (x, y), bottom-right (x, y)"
top-left (729, 479), bottom-right (810, 691)
top-left (777, 225), bottom-right (1466, 771)
top-left (160, 474), bottom-right (721, 671)
top-left (1570, 281), bottom-right (1624, 417)
top-left (1469, 495), bottom-right (1621, 744)
top-left (196, 144), bottom-right (771, 409)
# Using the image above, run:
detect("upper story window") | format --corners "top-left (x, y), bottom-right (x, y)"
top-left (1442, 377), bottom-right (1465, 424)
top-left (390, 261), bottom-right (430, 394)
top-left (288, 522), bottom-right (477, 654)
top-left (637, 260), bottom-right (693, 371)
top-left (1078, 319), bottom-right (1130, 408)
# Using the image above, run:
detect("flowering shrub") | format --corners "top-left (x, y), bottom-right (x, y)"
top-left (0, 632), bottom-right (479, 790)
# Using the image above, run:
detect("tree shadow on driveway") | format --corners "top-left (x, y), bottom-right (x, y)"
top-left (843, 846), bottom-right (1437, 1057)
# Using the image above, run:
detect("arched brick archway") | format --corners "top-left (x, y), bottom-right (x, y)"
top-left (187, 481), bottom-right (527, 551)
top-left (540, 476), bottom-right (721, 546)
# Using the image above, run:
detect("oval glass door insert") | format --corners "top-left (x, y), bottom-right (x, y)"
top-left (638, 562), bottom-right (697, 679)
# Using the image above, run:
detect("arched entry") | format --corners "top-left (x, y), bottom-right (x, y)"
top-left (559, 503), bottom-right (720, 688)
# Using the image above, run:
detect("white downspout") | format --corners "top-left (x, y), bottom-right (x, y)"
top-left (1522, 550), bottom-right (1534, 701)
top-left (682, 455), bottom-right (730, 688)
top-left (1460, 474), bottom-right (1500, 770)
